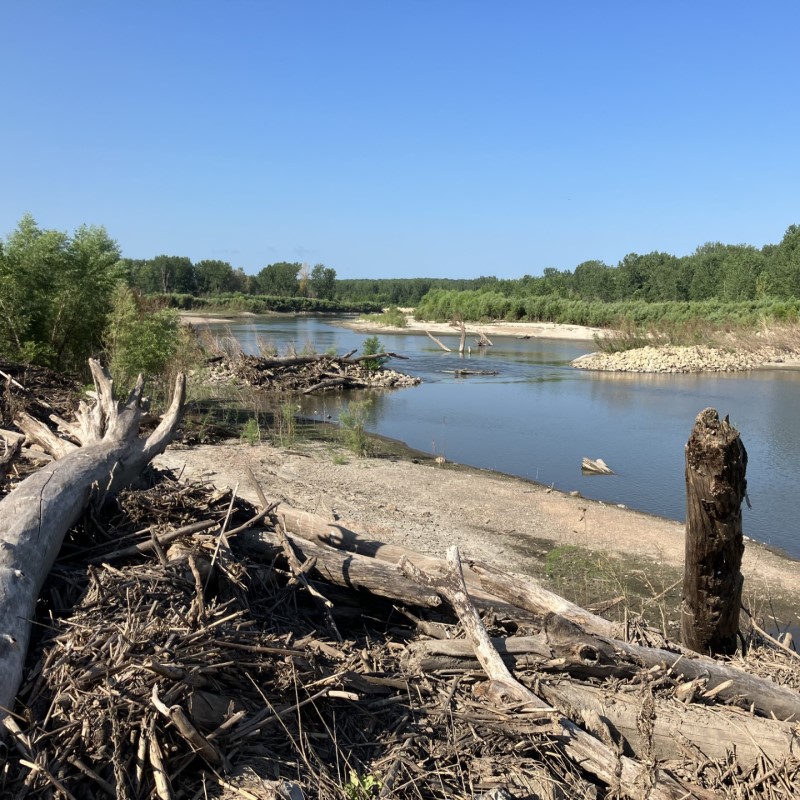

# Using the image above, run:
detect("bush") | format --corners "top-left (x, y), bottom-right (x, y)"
top-left (361, 336), bottom-right (386, 371)
top-left (339, 397), bottom-right (373, 456)
top-left (105, 284), bottom-right (186, 391)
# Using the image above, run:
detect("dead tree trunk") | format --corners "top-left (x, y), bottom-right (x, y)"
top-left (0, 360), bottom-right (185, 722)
top-left (681, 408), bottom-right (747, 655)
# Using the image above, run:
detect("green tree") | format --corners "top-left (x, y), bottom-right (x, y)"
top-left (768, 224), bottom-right (800, 299)
top-left (195, 259), bottom-right (236, 294)
top-left (310, 263), bottom-right (337, 299)
top-left (0, 214), bottom-right (121, 371)
top-left (256, 262), bottom-right (300, 296)
top-left (104, 284), bottom-right (182, 387)
top-left (151, 255), bottom-right (196, 294)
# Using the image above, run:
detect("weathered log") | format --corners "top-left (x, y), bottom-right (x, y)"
top-left (0, 360), bottom-right (185, 722)
top-left (235, 528), bottom-right (444, 609)
top-left (538, 680), bottom-right (800, 769)
top-left (400, 547), bottom-right (704, 800)
top-left (682, 408), bottom-right (747, 655)
top-left (0, 436), bottom-right (22, 481)
top-left (581, 457), bottom-right (614, 475)
top-left (425, 330), bottom-right (452, 352)
top-left (273, 505), bottom-right (538, 622)
top-left (402, 616), bottom-right (800, 722)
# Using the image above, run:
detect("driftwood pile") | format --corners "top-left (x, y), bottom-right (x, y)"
top-left (0, 470), bottom-right (798, 799)
top-left (1, 364), bottom-right (799, 799)
top-left (204, 352), bottom-right (421, 395)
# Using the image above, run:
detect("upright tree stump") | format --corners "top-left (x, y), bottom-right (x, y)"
top-left (681, 408), bottom-right (747, 655)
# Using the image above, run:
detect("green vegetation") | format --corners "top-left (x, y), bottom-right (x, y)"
top-left (105, 284), bottom-right (192, 390)
top-left (360, 336), bottom-right (386, 371)
top-left (363, 306), bottom-right (407, 328)
top-left (344, 770), bottom-right (382, 800)
top-left (0, 214), bottom-right (121, 373)
top-left (275, 400), bottom-right (297, 446)
top-left (339, 397), bottom-right (373, 456)
top-left (240, 417), bottom-right (261, 446)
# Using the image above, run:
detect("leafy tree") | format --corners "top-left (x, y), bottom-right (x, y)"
top-left (0, 214), bottom-right (121, 371)
top-left (151, 255), bottom-right (196, 294)
top-left (310, 263), bottom-right (337, 299)
top-left (573, 260), bottom-right (615, 301)
top-left (104, 284), bottom-right (183, 388)
top-left (256, 262), bottom-right (300, 296)
top-left (195, 259), bottom-right (236, 294)
top-left (768, 224), bottom-right (800, 299)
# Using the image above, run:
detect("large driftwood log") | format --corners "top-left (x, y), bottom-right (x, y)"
top-left (402, 617), bottom-right (800, 722)
top-left (0, 360), bottom-right (185, 721)
top-left (682, 408), bottom-right (747, 655)
top-left (399, 547), bottom-right (706, 800)
top-left (538, 680), bottom-right (800, 770)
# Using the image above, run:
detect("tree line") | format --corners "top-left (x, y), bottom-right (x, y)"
top-left (2, 213), bottom-right (800, 377)
top-left (124, 257), bottom-right (338, 301)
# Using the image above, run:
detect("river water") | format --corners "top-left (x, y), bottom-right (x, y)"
top-left (205, 315), bottom-right (800, 560)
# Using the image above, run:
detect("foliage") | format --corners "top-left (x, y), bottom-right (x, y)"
top-left (361, 336), bottom-right (386, 371)
top-left (274, 400), bottom-right (297, 446)
top-left (344, 770), bottom-right (382, 800)
top-left (310, 263), bottom-right (337, 299)
top-left (0, 214), bottom-right (122, 373)
top-left (363, 306), bottom-right (407, 328)
top-left (240, 417), bottom-right (261, 446)
top-left (104, 284), bottom-right (185, 389)
top-left (339, 397), bottom-right (373, 456)
top-left (255, 262), bottom-right (301, 297)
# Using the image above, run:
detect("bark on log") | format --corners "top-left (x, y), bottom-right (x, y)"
top-left (235, 528), bottom-right (444, 609)
top-left (682, 408), bottom-right (747, 655)
top-left (0, 360), bottom-right (185, 722)
top-left (273, 505), bottom-right (539, 622)
top-left (399, 547), bottom-right (705, 800)
top-left (0, 436), bottom-right (22, 481)
top-left (538, 680), bottom-right (799, 769)
top-left (402, 616), bottom-right (800, 721)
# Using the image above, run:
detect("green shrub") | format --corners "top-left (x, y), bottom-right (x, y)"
top-left (361, 336), bottom-right (386, 371)
top-left (240, 417), bottom-right (261, 446)
top-left (105, 284), bottom-right (185, 390)
top-left (339, 397), bottom-right (373, 456)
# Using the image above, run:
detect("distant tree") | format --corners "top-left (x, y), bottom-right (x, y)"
top-left (573, 260), bottom-right (615, 301)
top-left (195, 259), bottom-right (236, 294)
top-left (151, 255), bottom-right (196, 294)
top-left (256, 262), bottom-right (300, 296)
top-left (310, 263), bottom-right (337, 299)
top-left (298, 263), bottom-right (311, 297)
top-left (767, 224), bottom-right (800, 298)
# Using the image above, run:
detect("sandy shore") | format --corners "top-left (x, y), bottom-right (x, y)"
top-left (342, 314), bottom-right (604, 341)
top-left (155, 438), bottom-right (800, 630)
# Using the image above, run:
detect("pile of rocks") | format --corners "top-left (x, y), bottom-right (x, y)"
top-left (571, 344), bottom-right (796, 373)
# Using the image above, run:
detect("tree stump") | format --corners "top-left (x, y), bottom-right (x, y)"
top-left (681, 408), bottom-right (747, 655)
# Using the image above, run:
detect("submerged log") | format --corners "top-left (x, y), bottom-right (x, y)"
top-left (581, 457), bottom-right (614, 475)
top-left (0, 360), bottom-right (185, 723)
top-left (682, 409), bottom-right (747, 655)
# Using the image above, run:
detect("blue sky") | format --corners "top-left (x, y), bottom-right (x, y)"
top-left (2, 1), bottom-right (798, 279)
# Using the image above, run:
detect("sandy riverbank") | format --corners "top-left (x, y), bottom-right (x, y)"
top-left (342, 314), bottom-right (604, 341)
top-left (154, 438), bottom-right (800, 631)
top-left (178, 310), bottom-right (605, 342)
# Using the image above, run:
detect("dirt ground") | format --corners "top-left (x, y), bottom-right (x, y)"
top-left (154, 438), bottom-right (800, 629)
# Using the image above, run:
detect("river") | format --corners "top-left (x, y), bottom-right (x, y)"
top-left (203, 314), bottom-right (800, 560)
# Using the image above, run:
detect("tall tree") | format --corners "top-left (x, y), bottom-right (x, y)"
top-left (194, 259), bottom-right (235, 294)
top-left (309, 263), bottom-right (337, 300)
top-left (257, 262), bottom-right (300, 296)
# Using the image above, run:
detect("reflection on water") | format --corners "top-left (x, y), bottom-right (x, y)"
top-left (205, 315), bottom-right (800, 559)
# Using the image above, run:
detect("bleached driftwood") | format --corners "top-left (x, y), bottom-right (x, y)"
top-left (399, 546), bottom-right (704, 800)
top-left (0, 360), bottom-right (185, 722)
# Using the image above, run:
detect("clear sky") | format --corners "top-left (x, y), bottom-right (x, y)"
top-left (2, 1), bottom-right (798, 279)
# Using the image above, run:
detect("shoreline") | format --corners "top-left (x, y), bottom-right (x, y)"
top-left (155, 437), bottom-right (800, 631)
